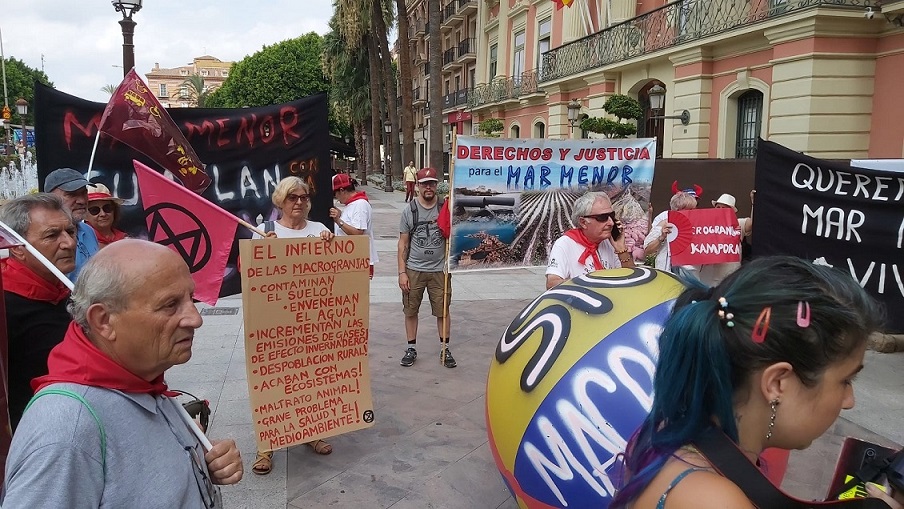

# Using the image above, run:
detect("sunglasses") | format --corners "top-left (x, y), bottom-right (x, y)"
top-left (286, 193), bottom-right (311, 203)
top-left (87, 203), bottom-right (115, 216)
top-left (582, 212), bottom-right (616, 223)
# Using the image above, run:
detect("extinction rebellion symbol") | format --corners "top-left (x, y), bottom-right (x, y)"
top-left (145, 202), bottom-right (212, 273)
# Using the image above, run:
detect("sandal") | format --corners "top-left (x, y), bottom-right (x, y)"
top-left (306, 439), bottom-right (333, 455)
top-left (252, 451), bottom-right (272, 475)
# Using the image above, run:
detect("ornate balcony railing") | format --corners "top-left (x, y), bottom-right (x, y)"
top-left (457, 37), bottom-right (475, 57)
top-left (468, 70), bottom-right (541, 109)
top-left (539, 0), bottom-right (875, 83)
top-left (442, 47), bottom-right (457, 66)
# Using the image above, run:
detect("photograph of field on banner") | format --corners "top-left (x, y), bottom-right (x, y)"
top-left (450, 136), bottom-right (657, 271)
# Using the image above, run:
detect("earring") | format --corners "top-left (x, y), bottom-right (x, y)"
top-left (765, 399), bottom-right (779, 440)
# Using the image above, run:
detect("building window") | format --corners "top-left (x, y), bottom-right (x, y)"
top-left (511, 124), bottom-right (520, 138)
top-left (489, 43), bottom-right (498, 79)
top-left (537, 18), bottom-right (551, 76)
top-left (180, 69), bottom-right (188, 76)
top-left (513, 31), bottom-right (525, 78)
top-left (735, 90), bottom-right (763, 159)
top-left (158, 84), bottom-right (167, 98)
top-left (534, 121), bottom-right (546, 138)
top-left (201, 69), bottom-right (209, 77)
top-left (222, 70), bottom-right (229, 77)
top-left (469, 68), bottom-right (476, 89)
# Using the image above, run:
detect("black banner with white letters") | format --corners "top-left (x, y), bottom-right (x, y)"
top-left (754, 139), bottom-right (904, 333)
top-left (34, 83), bottom-right (332, 297)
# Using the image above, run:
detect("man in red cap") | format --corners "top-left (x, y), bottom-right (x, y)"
top-left (397, 167), bottom-right (455, 368)
top-left (329, 173), bottom-right (378, 278)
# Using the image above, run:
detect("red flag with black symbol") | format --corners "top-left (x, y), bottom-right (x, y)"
top-left (100, 69), bottom-right (211, 193)
top-left (133, 160), bottom-right (237, 305)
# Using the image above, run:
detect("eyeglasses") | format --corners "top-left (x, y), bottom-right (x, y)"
top-left (286, 193), bottom-right (311, 203)
top-left (87, 203), bottom-right (115, 215)
top-left (582, 212), bottom-right (616, 223)
top-left (418, 181), bottom-right (437, 187)
top-left (185, 444), bottom-right (222, 508)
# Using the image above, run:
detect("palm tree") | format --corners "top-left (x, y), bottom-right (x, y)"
top-left (371, 0), bottom-right (403, 181)
top-left (394, 0), bottom-right (414, 168)
top-left (177, 73), bottom-right (210, 107)
top-left (323, 16), bottom-right (372, 181)
top-left (427, 0), bottom-right (443, 169)
top-left (101, 84), bottom-right (117, 96)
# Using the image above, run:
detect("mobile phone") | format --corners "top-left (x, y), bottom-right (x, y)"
top-left (888, 449), bottom-right (904, 493)
top-left (611, 219), bottom-right (621, 241)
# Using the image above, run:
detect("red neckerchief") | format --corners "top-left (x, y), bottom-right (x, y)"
top-left (0, 257), bottom-right (70, 304)
top-left (563, 228), bottom-right (604, 271)
top-left (346, 191), bottom-right (368, 204)
top-left (89, 225), bottom-right (126, 247)
top-left (32, 322), bottom-right (178, 397)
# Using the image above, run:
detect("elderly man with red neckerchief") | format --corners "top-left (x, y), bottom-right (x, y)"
top-left (0, 194), bottom-right (76, 431)
top-left (546, 191), bottom-right (635, 290)
top-left (3, 239), bottom-right (242, 508)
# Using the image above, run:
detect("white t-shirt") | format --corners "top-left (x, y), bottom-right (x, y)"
top-left (643, 210), bottom-right (672, 270)
top-left (334, 199), bottom-right (378, 265)
top-left (546, 235), bottom-right (620, 281)
top-left (251, 220), bottom-right (329, 239)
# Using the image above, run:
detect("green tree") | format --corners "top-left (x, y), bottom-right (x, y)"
top-left (580, 94), bottom-right (643, 138)
top-left (206, 34), bottom-right (345, 134)
top-left (2, 57), bottom-right (53, 127)
top-left (478, 118), bottom-right (503, 137)
top-left (101, 84), bottom-right (117, 96)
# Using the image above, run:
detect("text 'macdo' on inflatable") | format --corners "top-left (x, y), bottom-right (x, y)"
top-left (486, 267), bottom-right (684, 508)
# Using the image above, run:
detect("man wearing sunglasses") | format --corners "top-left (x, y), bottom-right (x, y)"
top-left (43, 168), bottom-right (100, 282)
top-left (546, 191), bottom-right (635, 290)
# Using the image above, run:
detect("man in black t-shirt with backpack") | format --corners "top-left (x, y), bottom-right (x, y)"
top-left (396, 168), bottom-right (455, 368)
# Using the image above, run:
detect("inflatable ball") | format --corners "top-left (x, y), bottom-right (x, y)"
top-left (486, 267), bottom-right (684, 508)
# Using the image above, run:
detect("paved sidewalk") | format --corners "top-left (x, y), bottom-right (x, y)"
top-left (166, 183), bottom-right (904, 508)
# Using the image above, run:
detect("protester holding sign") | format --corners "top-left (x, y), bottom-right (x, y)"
top-left (643, 190), bottom-right (699, 271)
top-left (330, 173), bottom-right (378, 279)
top-left (398, 167), bottom-right (456, 369)
top-left (696, 192), bottom-right (753, 286)
top-left (546, 192), bottom-right (635, 290)
top-left (252, 177), bottom-right (334, 242)
top-left (0, 194), bottom-right (75, 431)
top-left (251, 176), bottom-right (336, 475)
top-left (611, 256), bottom-right (903, 509)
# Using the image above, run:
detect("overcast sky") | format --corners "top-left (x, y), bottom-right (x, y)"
top-left (8, 1), bottom-right (334, 103)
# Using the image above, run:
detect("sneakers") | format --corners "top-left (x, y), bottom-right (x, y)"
top-left (400, 347), bottom-right (418, 367)
top-left (440, 347), bottom-right (457, 368)
top-left (400, 346), bottom-right (456, 368)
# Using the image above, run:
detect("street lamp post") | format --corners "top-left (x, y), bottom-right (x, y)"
top-left (382, 120), bottom-right (393, 192)
top-left (567, 99), bottom-right (581, 133)
top-left (112, 0), bottom-right (144, 76)
top-left (647, 83), bottom-right (690, 125)
top-left (15, 97), bottom-right (27, 151)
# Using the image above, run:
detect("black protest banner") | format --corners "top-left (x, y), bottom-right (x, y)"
top-left (753, 139), bottom-right (904, 333)
top-left (34, 83), bottom-right (332, 297)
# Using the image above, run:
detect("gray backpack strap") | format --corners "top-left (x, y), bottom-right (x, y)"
top-left (25, 388), bottom-right (107, 481)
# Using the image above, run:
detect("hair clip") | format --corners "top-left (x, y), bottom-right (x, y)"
top-left (717, 297), bottom-right (735, 328)
top-left (796, 301), bottom-right (811, 328)
top-left (752, 307), bottom-right (772, 343)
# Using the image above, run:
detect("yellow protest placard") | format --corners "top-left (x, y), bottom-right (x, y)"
top-left (239, 236), bottom-right (373, 451)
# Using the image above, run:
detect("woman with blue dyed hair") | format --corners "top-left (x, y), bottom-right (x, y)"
top-left (611, 256), bottom-right (902, 508)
